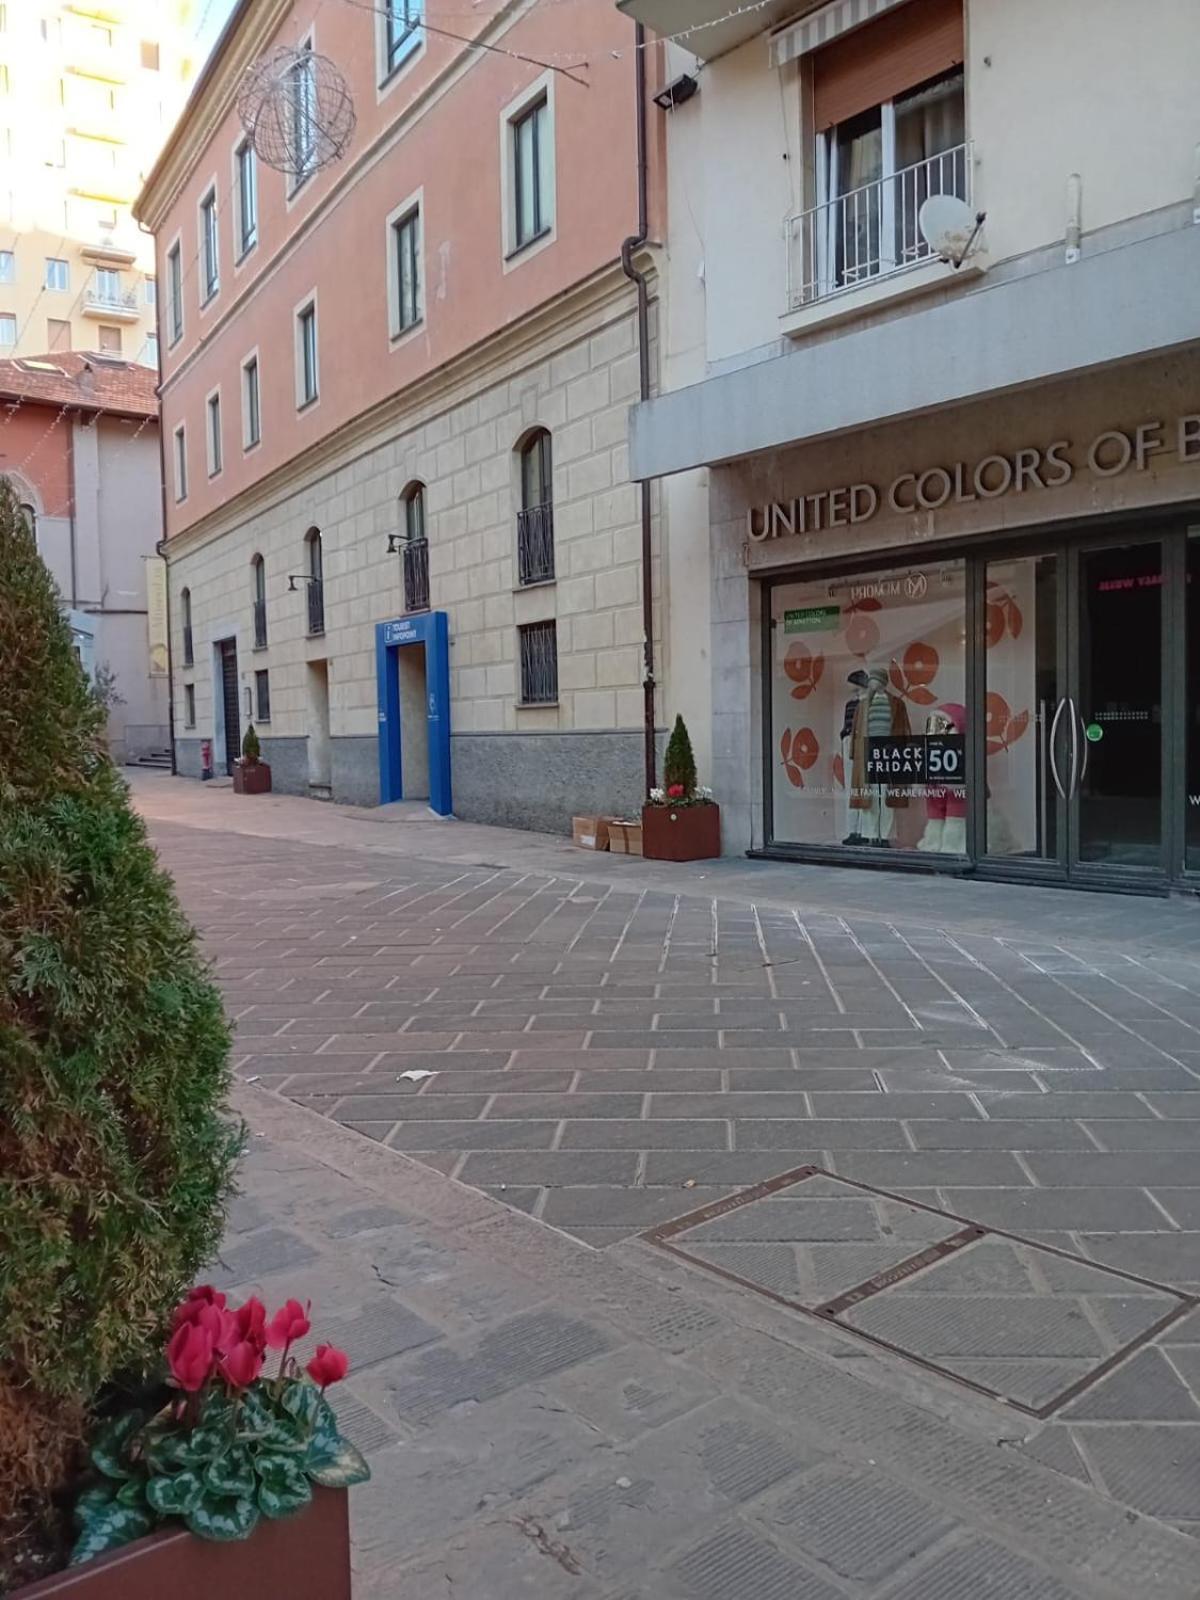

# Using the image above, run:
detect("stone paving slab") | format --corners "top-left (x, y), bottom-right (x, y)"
top-left (133, 776), bottom-right (1200, 1566)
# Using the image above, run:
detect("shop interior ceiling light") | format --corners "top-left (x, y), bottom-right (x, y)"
top-left (237, 45), bottom-right (357, 177)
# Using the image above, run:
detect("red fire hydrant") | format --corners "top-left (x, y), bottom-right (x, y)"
top-left (200, 738), bottom-right (213, 781)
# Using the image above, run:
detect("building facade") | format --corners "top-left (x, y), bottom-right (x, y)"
top-left (625, 0), bottom-right (1200, 893)
top-left (0, 351), bottom-right (170, 763)
top-left (0, 0), bottom-right (196, 365)
top-left (136, 0), bottom-right (668, 832)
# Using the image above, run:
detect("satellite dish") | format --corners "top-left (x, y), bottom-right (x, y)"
top-left (918, 194), bottom-right (986, 268)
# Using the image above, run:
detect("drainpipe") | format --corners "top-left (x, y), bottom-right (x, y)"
top-left (620, 21), bottom-right (657, 797)
top-left (145, 225), bottom-right (177, 776)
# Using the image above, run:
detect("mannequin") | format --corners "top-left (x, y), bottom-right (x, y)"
top-left (839, 669), bottom-right (869, 843)
top-left (849, 663), bottom-right (911, 845)
top-left (917, 702), bottom-right (966, 853)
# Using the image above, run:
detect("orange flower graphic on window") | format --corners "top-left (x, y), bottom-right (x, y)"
top-left (889, 641), bottom-right (939, 706)
top-left (985, 582), bottom-right (1024, 647)
top-left (985, 691), bottom-right (1030, 755)
top-left (842, 596), bottom-right (881, 659)
top-left (783, 641), bottom-right (825, 700)
top-left (780, 728), bottom-right (819, 787)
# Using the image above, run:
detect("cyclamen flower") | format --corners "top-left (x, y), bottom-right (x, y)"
top-left (306, 1344), bottom-right (349, 1389)
top-left (167, 1321), bottom-right (216, 1393)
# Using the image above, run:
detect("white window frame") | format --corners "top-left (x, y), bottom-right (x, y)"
top-left (166, 233), bottom-right (183, 345)
top-left (205, 386), bottom-right (223, 477)
top-left (288, 33), bottom-right (317, 198)
top-left (198, 182), bottom-right (219, 304)
top-left (45, 256), bottom-right (69, 291)
top-left (0, 248), bottom-right (13, 284)
top-left (376, 0), bottom-right (423, 89)
top-left (499, 73), bottom-right (556, 267)
top-left (143, 331), bottom-right (159, 369)
top-left (144, 274), bottom-right (156, 306)
top-left (173, 422), bottom-right (188, 501)
top-left (294, 292), bottom-right (319, 409)
top-left (0, 312), bottom-right (16, 347)
top-left (241, 348), bottom-right (261, 449)
top-left (233, 137), bottom-right (258, 260)
top-left (385, 189), bottom-right (423, 341)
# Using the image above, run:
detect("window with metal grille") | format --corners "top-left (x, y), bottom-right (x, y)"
top-left (401, 483), bottom-right (428, 612)
top-left (305, 528), bottom-right (324, 634)
top-left (518, 620), bottom-right (557, 705)
top-left (255, 669), bottom-right (271, 722)
top-left (181, 587), bottom-right (193, 665)
top-left (517, 429), bottom-right (554, 584)
top-left (252, 554), bottom-right (267, 646)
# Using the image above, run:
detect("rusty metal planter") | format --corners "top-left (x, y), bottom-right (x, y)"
top-left (14, 1487), bottom-right (350, 1600)
top-left (641, 801), bottom-right (721, 862)
top-left (232, 760), bottom-right (272, 795)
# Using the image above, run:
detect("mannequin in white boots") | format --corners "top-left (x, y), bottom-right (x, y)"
top-left (918, 702), bottom-right (966, 853)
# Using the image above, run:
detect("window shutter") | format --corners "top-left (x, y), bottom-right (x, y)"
top-left (812, 0), bottom-right (963, 131)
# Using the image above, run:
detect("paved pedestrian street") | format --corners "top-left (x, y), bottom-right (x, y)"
top-left (133, 774), bottom-right (1200, 1595)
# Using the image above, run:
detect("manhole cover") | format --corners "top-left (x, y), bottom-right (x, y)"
top-left (643, 1167), bottom-right (1195, 1417)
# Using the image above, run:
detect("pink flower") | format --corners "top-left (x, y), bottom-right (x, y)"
top-left (233, 1296), bottom-right (268, 1352)
top-left (220, 1339), bottom-right (265, 1389)
top-left (667, 783), bottom-right (685, 799)
top-left (266, 1299), bottom-right (312, 1352)
top-left (167, 1321), bottom-right (216, 1393)
top-left (171, 1285), bottom-right (227, 1328)
top-left (306, 1345), bottom-right (349, 1390)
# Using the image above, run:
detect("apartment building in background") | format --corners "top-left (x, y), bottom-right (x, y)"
top-left (136, 0), bottom-right (667, 833)
top-left (0, 351), bottom-right (169, 763)
top-left (0, 0), bottom-right (196, 365)
top-left (624, 0), bottom-right (1200, 891)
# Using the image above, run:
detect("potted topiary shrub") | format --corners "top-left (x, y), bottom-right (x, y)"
top-left (0, 481), bottom-right (363, 1596)
top-left (642, 714), bottom-right (721, 861)
top-left (232, 723), bottom-right (271, 796)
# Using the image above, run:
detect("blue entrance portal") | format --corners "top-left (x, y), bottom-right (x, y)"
top-left (375, 611), bottom-right (452, 815)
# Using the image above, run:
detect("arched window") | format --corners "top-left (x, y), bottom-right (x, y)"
top-left (400, 482), bottom-right (428, 613)
top-left (516, 428), bottom-right (553, 584)
top-left (181, 586), bottom-right (193, 666)
top-left (18, 502), bottom-right (36, 546)
top-left (251, 554), bottom-right (267, 647)
top-left (304, 528), bottom-right (324, 634)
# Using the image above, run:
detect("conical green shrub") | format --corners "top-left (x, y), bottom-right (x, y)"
top-left (0, 478), bottom-right (239, 1522)
top-left (663, 714), bottom-right (698, 797)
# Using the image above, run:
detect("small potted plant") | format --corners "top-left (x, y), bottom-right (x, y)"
top-left (642, 714), bottom-right (720, 861)
top-left (15, 1287), bottom-right (367, 1598)
top-left (232, 723), bottom-right (271, 795)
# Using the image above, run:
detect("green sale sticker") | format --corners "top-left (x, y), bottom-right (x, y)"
top-left (784, 605), bottom-right (840, 633)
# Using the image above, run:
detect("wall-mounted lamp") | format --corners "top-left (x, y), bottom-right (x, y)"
top-left (386, 533), bottom-right (404, 554)
top-left (286, 573), bottom-right (319, 591)
top-left (654, 73), bottom-right (698, 112)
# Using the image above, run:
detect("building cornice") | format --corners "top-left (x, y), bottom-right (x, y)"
top-left (161, 255), bottom-right (656, 563)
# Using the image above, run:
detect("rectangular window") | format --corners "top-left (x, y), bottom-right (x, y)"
top-left (184, 683), bottom-right (195, 727)
top-left (511, 95), bottom-right (552, 251)
top-left (0, 248), bottom-right (12, 282)
top-left (142, 332), bottom-right (158, 368)
top-left (518, 620), bottom-right (558, 705)
top-left (144, 275), bottom-right (156, 306)
top-left (290, 40), bottom-right (316, 188)
top-left (206, 391), bottom-right (222, 476)
top-left (296, 301), bottom-right (318, 406)
top-left (242, 355), bottom-right (260, 447)
top-left (174, 424), bottom-right (187, 501)
top-left (98, 324), bottom-right (121, 353)
top-left (48, 318), bottom-right (70, 350)
top-left (391, 206), bottom-right (421, 334)
top-left (200, 188), bottom-right (218, 300)
top-left (167, 240), bottom-right (182, 342)
top-left (140, 39), bottom-right (160, 70)
top-left (384, 0), bottom-right (422, 75)
top-left (94, 265), bottom-right (119, 302)
top-left (235, 140), bottom-right (257, 255)
top-left (45, 256), bottom-right (69, 291)
top-left (0, 312), bottom-right (15, 346)
top-left (254, 669), bottom-right (271, 723)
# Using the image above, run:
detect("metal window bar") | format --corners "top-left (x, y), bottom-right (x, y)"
top-left (786, 141), bottom-right (971, 310)
top-left (307, 577), bottom-right (325, 635)
top-left (403, 538), bottom-right (429, 612)
top-left (517, 501), bottom-right (555, 585)
top-left (253, 597), bottom-right (267, 648)
top-left (255, 670), bottom-right (271, 722)
top-left (519, 620), bottom-right (557, 704)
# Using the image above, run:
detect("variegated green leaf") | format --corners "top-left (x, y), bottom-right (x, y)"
top-left (257, 1473), bottom-right (312, 1519)
top-left (184, 1492), bottom-right (260, 1542)
top-left (146, 1468), bottom-right (204, 1517)
top-left (89, 1411), bottom-right (144, 1480)
top-left (307, 1436), bottom-right (370, 1489)
top-left (116, 1477), bottom-right (149, 1509)
top-left (70, 1503), bottom-right (154, 1565)
top-left (204, 1449), bottom-right (256, 1499)
top-left (280, 1380), bottom-right (320, 1431)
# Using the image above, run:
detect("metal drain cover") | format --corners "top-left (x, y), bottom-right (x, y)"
top-left (643, 1166), bottom-right (1195, 1417)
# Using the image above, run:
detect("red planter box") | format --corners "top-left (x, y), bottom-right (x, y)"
top-left (14, 1487), bottom-right (350, 1600)
top-left (641, 802), bottom-right (721, 862)
top-left (232, 761), bottom-right (272, 795)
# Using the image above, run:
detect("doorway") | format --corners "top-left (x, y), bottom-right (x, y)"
top-left (218, 638), bottom-right (240, 775)
top-left (397, 642), bottom-right (430, 800)
top-left (306, 659), bottom-right (331, 796)
top-left (375, 611), bottom-right (452, 815)
top-left (981, 531), bottom-right (1167, 886)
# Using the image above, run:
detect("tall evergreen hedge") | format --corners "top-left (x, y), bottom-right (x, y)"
top-left (0, 479), bottom-right (239, 1519)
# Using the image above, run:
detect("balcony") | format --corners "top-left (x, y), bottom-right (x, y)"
top-left (402, 538), bottom-right (429, 613)
top-left (787, 143), bottom-right (972, 313)
top-left (82, 271), bottom-right (140, 320)
top-left (517, 502), bottom-right (555, 586)
top-left (616, 0), bottom-right (796, 61)
top-left (306, 578), bottom-right (325, 636)
top-left (253, 598), bottom-right (267, 649)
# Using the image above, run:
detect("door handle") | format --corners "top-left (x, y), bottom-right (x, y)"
top-left (1077, 709), bottom-right (1090, 789)
top-left (1067, 696), bottom-right (1081, 798)
top-left (1048, 697), bottom-right (1067, 800)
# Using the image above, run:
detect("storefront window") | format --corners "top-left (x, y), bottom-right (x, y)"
top-left (770, 560), bottom-right (966, 852)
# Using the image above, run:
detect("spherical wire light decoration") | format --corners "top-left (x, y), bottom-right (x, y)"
top-left (236, 45), bottom-right (357, 179)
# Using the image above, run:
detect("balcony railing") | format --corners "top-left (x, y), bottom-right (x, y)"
top-left (253, 598), bottom-right (267, 648)
top-left (306, 578), bottom-right (325, 636)
top-left (182, 625), bottom-right (193, 667)
top-left (403, 538), bottom-right (429, 613)
top-left (786, 142), bottom-right (971, 311)
top-left (517, 502), bottom-right (555, 585)
top-left (82, 271), bottom-right (140, 319)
